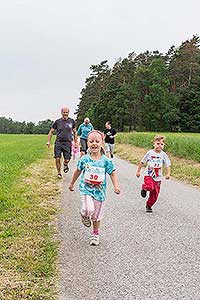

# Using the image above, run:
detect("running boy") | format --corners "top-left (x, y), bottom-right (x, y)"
top-left (69, 130), bottom-right (120, 246)
top-left (136, 135), bottom-right (171, 213)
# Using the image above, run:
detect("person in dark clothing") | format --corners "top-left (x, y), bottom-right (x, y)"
top-left (47, 107), bottom-right (77, 178)
top-left (104, 121), bottom-right (117, 158)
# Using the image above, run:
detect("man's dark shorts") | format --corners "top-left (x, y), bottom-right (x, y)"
top-left (80, 138), bottom-right (88, 153)
top-left (54, 141), bottom-right (72, 160)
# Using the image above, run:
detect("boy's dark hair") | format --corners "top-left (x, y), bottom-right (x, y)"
top-left (106, 121), bottom-right (111, 125)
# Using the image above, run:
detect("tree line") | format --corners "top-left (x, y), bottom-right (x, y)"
top-left (1, 35), bottom-right (199, 134)
top-left (76, 35), bottom-right (200, 132)
top-left (0, 117), bottom-right (53, 134)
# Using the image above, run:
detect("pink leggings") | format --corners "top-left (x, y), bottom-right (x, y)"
top-left (142, 176), bottom-right (161, 208)
top-left (81, 195), bottom-right (105, 221)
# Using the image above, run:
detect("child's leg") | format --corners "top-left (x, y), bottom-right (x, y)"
top-left (81, 195), bottom-right (95, 218)
top-left (91, 199), bottom-right (105, 235)
top-left (146, 181), bottom-right (161, 208)
top-left (142, 176), bottom-right (154, 191)
top-left (90, 199), bottom-right (105, 246)
top-left (92, 221), bottom-right (100, 235)
top-left (90, 220), bottom-right (101, 245)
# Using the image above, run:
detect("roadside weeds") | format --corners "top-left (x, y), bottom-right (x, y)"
top-left (0, 154), bottom-right (61, 300)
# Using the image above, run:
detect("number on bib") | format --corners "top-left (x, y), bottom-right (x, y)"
top-left (84, 166), bottom-right (105, 185)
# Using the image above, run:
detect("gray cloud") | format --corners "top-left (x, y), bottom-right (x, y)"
top-left (0, 0), bottom-right (199, 122)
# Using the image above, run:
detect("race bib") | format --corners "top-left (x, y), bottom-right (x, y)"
top-left (84, 165), bottom-right (105, 185)
top-left (148, 157), bottom-right (162, 169)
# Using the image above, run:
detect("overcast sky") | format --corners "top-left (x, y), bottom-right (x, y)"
top-left (0, 0), bottom-right (199, 123)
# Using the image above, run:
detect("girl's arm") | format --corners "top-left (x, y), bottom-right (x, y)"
top-left (69, 168), bottom-right (82, 191)
top-left (110, 170), bottom-right (120, 194)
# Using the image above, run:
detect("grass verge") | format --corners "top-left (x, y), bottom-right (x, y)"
top-left (0, 152), bottom-right (61, 300)
top-left (116, 132), bottom-right (200, 162)
top-left (115, 143), bottom-right (200, 187)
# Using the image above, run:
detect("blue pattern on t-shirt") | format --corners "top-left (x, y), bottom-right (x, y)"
top-left (77, 154), bottom-right (115, 201)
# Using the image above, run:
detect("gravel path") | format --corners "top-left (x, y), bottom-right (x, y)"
top-left (58, 157), bottom-right (200, 300)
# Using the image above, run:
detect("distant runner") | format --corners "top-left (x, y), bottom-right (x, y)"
top-left (47, 106), bottom-right (77, 179)
top-left (72, 138), bottom-right (80, 161)
top-left (104, 121), bottom-right (117, 158)
top-left (77, 117), bottom-right (94, 157)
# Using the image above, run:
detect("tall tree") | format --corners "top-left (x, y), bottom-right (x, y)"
top-left (76, 60), bottom-right (110, 126)
top-left (76, 35), bottom-right (200, 133)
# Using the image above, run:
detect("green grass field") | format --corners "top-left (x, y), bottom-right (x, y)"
top-left (116, 132), bottom-right (200, 162)
top-left (0, 134), bottom-right (46, 207)
top-left (1, 132), bottom-right (200, 298)
top-left (0, 134), bottom-right (58, 299)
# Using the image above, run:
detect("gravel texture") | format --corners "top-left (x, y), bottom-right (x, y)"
top-left (58, 157), bottom-right (200, 300)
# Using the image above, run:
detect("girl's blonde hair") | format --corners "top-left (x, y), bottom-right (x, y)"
top-left (87, 130), bottom-right (105, 155)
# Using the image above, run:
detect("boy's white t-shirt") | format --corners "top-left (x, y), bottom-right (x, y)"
top-left (142, 149), bottom-right (171, 181)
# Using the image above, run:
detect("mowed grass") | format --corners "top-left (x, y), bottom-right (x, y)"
top-left (116, 132), bottom-right (200, 187)
top-left (0, 134), bottom-right (60, 299)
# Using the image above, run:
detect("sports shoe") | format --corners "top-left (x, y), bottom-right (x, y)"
top-left (63, 164), bottom-right (69, 173)
top-left (81, 215), bottom-right (91, 227)
top-left (141, 189), bottom-right (147, 198)
top-left (90, 234), bottom-right (100, 246)
top-left (146, 204), bottom-right (152, 213)
top-left (57, 173), bottom-right (62, 179)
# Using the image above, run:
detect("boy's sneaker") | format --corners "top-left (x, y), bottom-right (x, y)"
top-left (141, 189), bottom-right (147, 198)
top-left (57, 173), bottom-right (62, 179)
top-left (63, 163), bottom-right (69, 173)
top-left (90, 234), bottom-right (100, 246)
top-left (81, 215), bottom-right (91, 227)
top-left (146, 204), bottom-right (152, 213)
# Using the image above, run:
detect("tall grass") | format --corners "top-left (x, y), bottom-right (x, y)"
top-left (0, 134), bottom-right (47, 210)
top-left (116, 132), bottom-right (200, 162)
top-left (0, 134), bottom-right (58, 299)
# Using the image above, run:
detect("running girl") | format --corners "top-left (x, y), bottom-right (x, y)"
top-left (69, 130), bottom-right (120, 246)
